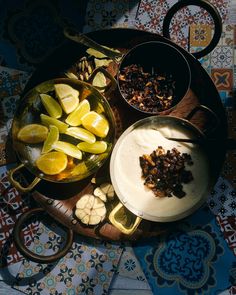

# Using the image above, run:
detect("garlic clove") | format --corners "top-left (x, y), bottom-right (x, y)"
top-left (94, 187), bottom-right (107, 202)
top-left (100, 183), bottom-right (115, 199)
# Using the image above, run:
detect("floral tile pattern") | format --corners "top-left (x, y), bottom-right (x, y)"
top-left (211, 69), bottom-right (233, 90)
top-left (83, 0), bottom-right (133, 33)
top-left (134, 207), bottom-right (236, 295)
top-left (190, 24), bottom-right (212, 47)
top-left (219, 24), bottom-right (234, 45)
top-left (216, 215), bottom-right (236, 256)
top-left (135, 0), bottom-right (230, 50)
top-left (13, 222), bottom-right (123, 295)
top-left (116, 245), bottom-right (147, 281)
top-left (211, 46), bottom-right (234, 68)
top-left (207, 176), bottom-right (236, 216)
top-left (0, 168), bottom-right (38, 267)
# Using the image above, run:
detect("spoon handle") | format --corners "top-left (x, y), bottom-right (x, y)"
top-left (165, 137), bottom-right (202, 144)
top-left (64, 27), bottom-right (122, 60)
top-left (166, 137), bottom-right (236, 150)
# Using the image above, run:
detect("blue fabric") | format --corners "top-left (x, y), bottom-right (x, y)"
top-left (133, 206), bottom-right (236, 295)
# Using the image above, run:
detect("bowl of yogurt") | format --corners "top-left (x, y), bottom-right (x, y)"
top-left (109, 115), bottom-right (214, 232)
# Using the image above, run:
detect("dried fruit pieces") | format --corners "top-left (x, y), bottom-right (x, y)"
top-left (119, 64), bottom-right (176, 113)
top-left (139, 146), bottom-right (194, 198)
top-left (75, 194), bottom-right (106, 225)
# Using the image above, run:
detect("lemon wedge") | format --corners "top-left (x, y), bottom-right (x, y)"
top-left (40, 114), bottom-right (68, 133)
top-left (17, 124), bottom-right (48, 144)
top-left (71, 162), bottom-right (88, 176)
top-left (40, 93), bottom-right (62, 118)
top-left (77, 141), bottom-right (107, 154)
top-left (65, 99), bottom-right (90, 126)
top-left (36, 151), bottom-right (67, 175)
top-left (81, 111), bottom-right (109, 138)
top-left (42, 125), bottom-right (59, 154)
top-left (65, 127), bottom-right (96, 144)
top-left (54, 84), bottom-right (79, 114)
top-left (53, 141), bottom-right (82, 160)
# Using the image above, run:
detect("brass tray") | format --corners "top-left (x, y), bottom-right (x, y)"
top-left (17, 28), bottom-right (227, 241)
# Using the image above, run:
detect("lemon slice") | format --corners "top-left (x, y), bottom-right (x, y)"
top-left (81, 111), bottom-right (109, 138)
top-left (77, 141), bottom-right (107, 154)
top-left (65, 127), bottom-right (96, 144)
top-left (40, 94), bottom-right (62, 118)
top-left (42, 125), bottom-right (59, 154)
top-left (65, 99), bottom-right (90, 126)
top-left (17, 124), bottom-right (48, 144)
top-left (40, 114), bottom-right (68, 133)
top-left (53, 141), bottom-right (82, 160)
top-left (54, 84), bottom-right (79, 114)
top-left (36, 151), bottom-right (67, 175)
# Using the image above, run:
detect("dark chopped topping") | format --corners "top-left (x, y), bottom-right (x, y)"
top-left (139, 146), bottom-right (194, 198)
top-left (119, 64), bottom-right (176, 113)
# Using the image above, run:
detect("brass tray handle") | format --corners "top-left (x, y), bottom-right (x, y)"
top-left (163, 0), bottom-right (222, 59)
top-left (8, 163), bottom-right (41, 193)
top-left (13, 208), bottom-right (74, 263)
top-left (185, 104), bottom-right (220, 135)
top-left (109, 202), bottom-right (142, 235)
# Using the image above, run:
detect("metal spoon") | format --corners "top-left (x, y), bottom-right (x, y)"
top-left (63, 27), bottom-right (123, 62)
top-left (166, 137), bottom-right (236, 149)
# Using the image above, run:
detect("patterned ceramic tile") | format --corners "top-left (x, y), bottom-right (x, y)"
top-left (234, 24), bottom-right (236, 45)
top-left (207, 176), bottom-right (236, 216)
top-left (117, 245), bottom-right (147, 281)
top-left (218, 90), bottom-right (234, 107)
top-left (220, 24), bottom-right (234, 45)
top-left (0, 171), bottom-right (38, 267)
top-left (1, 95), bottom-right (20, 122)
top-left (0, 127), bottom-right (8, 144)
top-left (216, 215), bottom-right (236, 256)
top-left (191, 46), bottom-right (212, 73)
top-left (134, 206), bottom-right (236, 295)
top-left (135, 0), bottom-right (230, 50)
top-left (13, 225), bottom-right (123, 295)
top-left (190, 24), bottom-right (212, 47)
top-left (83, 0), bottom-right (130, 33)
top-left (211, 46), bottom-right (233, 68)
top-left (0, 143), bottom-right (6, 166)
top-left (211, 69), bottom-right (233, 90)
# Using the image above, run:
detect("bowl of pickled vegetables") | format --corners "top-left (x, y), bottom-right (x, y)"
top-left (10, 78), bottom-right (116, 188)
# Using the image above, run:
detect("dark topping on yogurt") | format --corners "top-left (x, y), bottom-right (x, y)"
top-left (139, 146), bottom-right (194, 198)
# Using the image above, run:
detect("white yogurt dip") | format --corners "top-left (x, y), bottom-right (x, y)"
top-left (110, 121), bottom-right (210, 221)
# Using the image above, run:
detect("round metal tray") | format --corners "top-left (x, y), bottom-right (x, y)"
top-left (16, 28), bottom-right (228, 241)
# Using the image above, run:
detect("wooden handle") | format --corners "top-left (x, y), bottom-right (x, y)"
top-left (13, 208), bottom-right (74, 263)
top-left (8, 163), bottom-right (41, 193)
top-left (109, 202), bottom-right (142, 235)
top-left (163, 0), bottom-right (222, 59)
